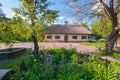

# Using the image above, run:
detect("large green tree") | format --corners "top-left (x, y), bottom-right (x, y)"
top-left (0, 17), bottom-right (31, 44)
top-left (13, 0), bottom-right (58, 54)
top-left (65, 0), bottom-right (120, 51)
top-left (91, 18), bottom-right (112, 40)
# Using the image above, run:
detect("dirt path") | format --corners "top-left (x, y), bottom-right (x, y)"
top-left (101, 56), bottom-right (120, 62)
top-left (1, 42), bottom-right (120, 62)
top-left (0, 42), bottom-right (99, 54)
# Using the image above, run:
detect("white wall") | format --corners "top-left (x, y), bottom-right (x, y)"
top-left (68, 35), bottom-right (88, 42)
top-left (45, 34), bottom-right (89, 42)
top-left (45, 34), bottom-right (64, 41)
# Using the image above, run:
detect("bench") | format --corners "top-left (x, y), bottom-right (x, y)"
top-left (0, 69), bottom-right (14, 80)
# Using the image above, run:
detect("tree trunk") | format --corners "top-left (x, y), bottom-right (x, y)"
top-left (105, 27), bottom-right (119, 52)
top-left (32, 34), bottom-right (39, 54)
top-left (105, 0), bottom-right (120, 52)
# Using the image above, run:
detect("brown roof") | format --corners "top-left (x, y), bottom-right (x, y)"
top-left (45, 24), bottom-right (92, 35)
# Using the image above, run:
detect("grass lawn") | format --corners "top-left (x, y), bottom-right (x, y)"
top-left (80, 42), bottom-right (104, 47)
top-left (80, 42), bottom-right (120, 58)
top-left (100, 50), bottom-right (120, 58)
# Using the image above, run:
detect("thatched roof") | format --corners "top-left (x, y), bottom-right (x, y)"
top-left (45, 24), bottom-right (92, 35)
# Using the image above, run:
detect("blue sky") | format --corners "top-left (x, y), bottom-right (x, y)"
top-left (0, 0), bottom-right (73, 24)
top-left (0, 0), bottom-right (93, 24)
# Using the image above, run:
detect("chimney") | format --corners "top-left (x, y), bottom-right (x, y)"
top-left (64, 21), bottom-right (68, 25)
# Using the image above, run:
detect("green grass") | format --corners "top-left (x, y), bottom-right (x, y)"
top-left (80, 42), bottom-right (104, 47)
top-left (80, 42), bottom-right (120, 58)
top-left (100, 50), bottom-right (120, 58)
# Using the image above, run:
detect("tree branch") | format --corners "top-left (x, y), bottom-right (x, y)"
top-left (110, 0), bottom-right (114, 12)
top-left (99, 0), bottom-right (112, 20)
top-left (118, 0), bottom-right (120, 29)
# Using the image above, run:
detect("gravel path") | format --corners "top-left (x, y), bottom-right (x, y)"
top-left (101, 56), bottom-right (120, 62)
top-left (0, 42), bottom-right (99, 54)
top-left (1, 42), bottom-right (120, 62)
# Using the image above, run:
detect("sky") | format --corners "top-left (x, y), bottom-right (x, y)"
top-left (0, 0), bottom-right (76, 24)
top-left (0, 0), bottom-right (95, 24)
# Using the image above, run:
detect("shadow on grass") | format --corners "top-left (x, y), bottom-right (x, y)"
top-left (100, 50), bottom-right (120, 58)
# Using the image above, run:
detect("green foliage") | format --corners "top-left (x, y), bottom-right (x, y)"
top-left (13, 0), bottom-right (58, 54)
top-left (57, 63), bottom-right (81, 80)
top-left (9, 50), bottom-right (54, 80)
top-left (13, 0), bottom-right (58, 30)
top-left (91, 18), bottom-right (112, 39)
top-left (71, 54), bottom-right (80, 64)
top-left (0, 0), bottom-right (58, 45)
top-left (48, 48), bottom-right (77, 64)
top-left (1, 48), bottom-right (120, 80)
top-left (79, 22), bottom-right (89, 29)
top-left (0, 17), bottom-right (32, 44)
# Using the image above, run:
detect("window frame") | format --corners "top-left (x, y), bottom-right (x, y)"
top-left (46, 35), bottom-right (52, 39)
top-left (72, 36), bottom-right (77, 39)
top-left (55, 36), bottom-right (60, 39)
top-left (81, 36), bottom-right (87, 39)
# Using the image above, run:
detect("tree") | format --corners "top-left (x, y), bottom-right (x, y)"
top-left (64, 0), bottom-right (120, 52)
top-left (0, 2), bottom-right (5, 16)
top-left (13, 0), bottom-right (58, 54)
top-left (91, 18), bottom-right (112, 40)
top-left (79, 22), bottom-right (89, 29)
top-left (0, 17), bottom-right (31, 44)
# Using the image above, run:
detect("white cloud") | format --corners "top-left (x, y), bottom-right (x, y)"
top-left (54, 22), bottom-right (61, 24)
top-left (59, 16), bottom-right (64, 19)
top-left (66, 17), bottom-right (76, 23)
top-left (92, 2), bottom-right (103, 12)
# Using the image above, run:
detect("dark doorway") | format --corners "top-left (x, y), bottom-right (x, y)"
top-left (64, 35), bottom-right (68, 42)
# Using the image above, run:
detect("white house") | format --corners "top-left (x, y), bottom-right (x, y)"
top-left (45, 22), bottom-right (92, 42)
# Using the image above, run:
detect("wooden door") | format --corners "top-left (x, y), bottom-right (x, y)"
top-left (64, 35), bottom-right (68, 42)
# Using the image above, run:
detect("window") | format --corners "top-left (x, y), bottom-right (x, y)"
top-left (81, 36), bottom-right (87, 39)
top-left (72, 36), bottom-right (77, 39)
top-left (55, 36), bottom-right (60, 39)
top-left (47, 36), bottom-right (52, 39)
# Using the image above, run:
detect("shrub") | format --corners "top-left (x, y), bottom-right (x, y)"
top-left (48, 48), bottom-right (77, 64)
top-left (71, 54), bottom-right (80, 64)
top-left (10, 52), bottom-right (54, 80)
top-left (8, 48), bottom-right (120, 80)
top-left (57, 63), bottom-right (82, 80)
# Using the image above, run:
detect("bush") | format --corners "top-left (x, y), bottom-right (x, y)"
top-left (57, 63), bottom-right (81, 80)
top-left (11, 52), bottom-right (54, 80)
top-left (9, 48), bottom-right (120, 80)
top-left (48, 48), bottom-right (77, 64)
